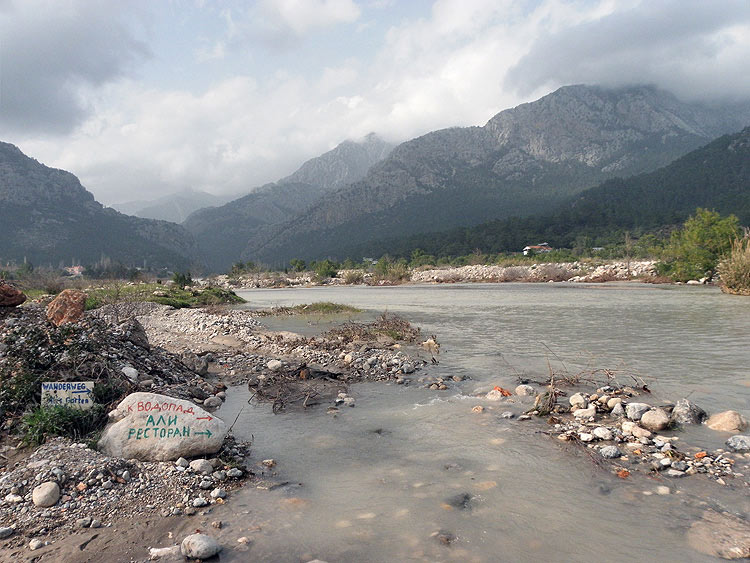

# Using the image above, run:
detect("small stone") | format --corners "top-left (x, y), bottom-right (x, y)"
top-left (402, 363), bottom-right (415, 374)
top-left (32, 482), bottom-right (60, 507)
top-left (203, 396), bottom-right (223, 409)
top-left (210, 488), bottom-right (227, 499)
top-left (671, 461), bottom-right (687, 471)
top-left (180, 533), bottom-right (222, 559)
top-left (600, 446), bottom-right (621, 459)
top-left (501, 411), bottom-right (514, 419)
top-left (607, 397), bottom-right (623, 410)
top-left (76, 517), bottom-right (92, 528)
top-left (0, 527), bottom-right (14, 539)
top-left (199, 480), bottom-right (213, 490)
top-left (611, 402), bottom-right (625, 417)
top-left (579, 433), bottom-right (594, 442)
top-left (625, 402), bottom-right (651, 421)
top-left (593, 427), bottom-right (614, 441)
top-left (514, 384), bottom-right (536, 396)
top-left (569, 393), bottom-right (588, 408)
top-left (90, 519), bottom-right (101, 528)
top-left (726, 435), bottom-right (750, 452)
top-left (189, 459), bottom-right (214, 475)
top-left (640, 408), bottom-right (670, 432)
top-left (666, 469), bottom-right (686, 478)
top-left (237, 536), bottom-right (250, 544)
top-left (262, 459), bottom-right (276, 468)
top-left (267, 360), bottom-right (283, 371)
top-left (226, 468), bottom-right (243, 478)
top-left (485, 389), bottom-right (504, 401)
top-left (573, 405), bottom-right (596, 419)
top-left (192, 497), bottom-right (209, 507)
top-left (175, 457), bottom-right (189, 468)
top-left (656, 486), bottom-right (671, 495)
top-left (471, 405), bottom-right (484, 414)
top-left (29, 539), bottom-right (43, 551)
top-left (4, 494), bottom-right (23, 503)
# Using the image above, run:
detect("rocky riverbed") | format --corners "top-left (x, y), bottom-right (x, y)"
top-left (0, 296), bottom-right (434, 561)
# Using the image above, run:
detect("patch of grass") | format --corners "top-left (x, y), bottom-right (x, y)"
top-left (21, 405), bottom-right (109, 446)
top-left (256, 302), bottom-right (360, 317)
top-left (84, 282), bottom-right (245, 310)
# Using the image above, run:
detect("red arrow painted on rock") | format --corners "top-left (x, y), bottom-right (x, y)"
top-left (196, 416), bottom-right (213, 421)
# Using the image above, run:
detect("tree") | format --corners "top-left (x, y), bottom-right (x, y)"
top-left (289, 258), bottom-right (306, 272)
top-left (172, 271), bottom-right (193, 289)
top-left (660, 208), bottom-right (740, 281)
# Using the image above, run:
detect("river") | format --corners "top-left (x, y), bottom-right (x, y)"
top-left (211, 283), bottom-right (750, 562)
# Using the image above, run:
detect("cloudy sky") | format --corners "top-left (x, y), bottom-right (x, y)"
top-left (2, 0), bottom-right (750, 205)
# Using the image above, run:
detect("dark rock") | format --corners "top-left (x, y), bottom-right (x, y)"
top-left (444, 492), bottom-right (473, 511)
top-left (671, 398), bottom-right (707, 425)
top-left (118, 318), bottom-right (150, 350)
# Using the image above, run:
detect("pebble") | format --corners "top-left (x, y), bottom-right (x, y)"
top-left (501, 411), bottom-right (514, 419)
top-left (175, 457), bottom-right (189, 468)
top-left (189, 459), bottom-right (214, 475)
top-left (656, 486), bottom-right (671, 495)
top-left (515, 384), bottom-right (536, 396)
top-left (227, 468), bottom-right (243, 478)
top-left (579, 433), bottom-right (594, 442)
top-left (210, 488), bottom-right (227, 499)
top-left (192, 497), bottom-right (209, 507)
top-left (29, 539), bottom-right (44, 550)
top-left (569, 393), bottom-right (588, 408)
top-left (593, 427), bottom-right (614, 441)
top-left (600, 446), bottom-right (621, 459)
top-left (32, 482), bottom-right (60, 507)
top-left (0, 527), bottom-right (13, 539)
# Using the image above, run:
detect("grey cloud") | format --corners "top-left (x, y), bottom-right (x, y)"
top-left (505, 1), bottom-right (750, 101)
top-left (0, 1), bottom-right (150, 135)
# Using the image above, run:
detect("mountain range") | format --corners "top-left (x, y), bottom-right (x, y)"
top-left (239, 84), bottom-right (750, 266)
top-left (182, 133), bottom-right (394, 271)
top-left (0, 142), bottom-right (198, 271)
top-left (3, 84), bottom-right (750, 273)
top-left (352, 126), bottom-right (750, 259)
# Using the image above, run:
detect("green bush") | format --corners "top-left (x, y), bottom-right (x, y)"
top-left (21, 405), bottom-right (109, 446)
top-left (659, 209), bottom-right (740, 281)
top-left (718, 237), bottom-right (750, 295)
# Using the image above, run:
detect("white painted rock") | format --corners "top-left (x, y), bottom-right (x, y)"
top-left (180, 533), bottom-right (222, 559)
top-left (32, 482), bottom-right (60, 507)
top-left (98, 392), bottom-right (226, 461)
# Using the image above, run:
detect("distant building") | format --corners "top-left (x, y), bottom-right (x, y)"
top-left (522, 243), bottom-right (552, 256)
top-left (63, 265), bottom-right (85, 277)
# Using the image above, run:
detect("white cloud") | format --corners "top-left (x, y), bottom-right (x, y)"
top-left (257, 0), bottom-right (361, 35)
top-left (5, 0), bottom-right (750, 207)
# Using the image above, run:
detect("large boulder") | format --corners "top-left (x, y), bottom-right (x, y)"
top-left (0, 281), bottom-right (26, 307)
top-left (98, 392), bottom-right (226, 461)
top-left (706, 410), bottom-right (748, 433)
top-left (46, 289), bottom-right (86, 326)
top-left (687, 509), bottom-right (750, 559)
top-left (671, 398), bottom-right (707, 425)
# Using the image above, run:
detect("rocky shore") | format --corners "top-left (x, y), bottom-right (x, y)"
top-left (0, 292), bottom-right (433, 560)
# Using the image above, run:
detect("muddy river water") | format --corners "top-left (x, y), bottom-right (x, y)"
top-left (211, 283), bottom-right (750, 562)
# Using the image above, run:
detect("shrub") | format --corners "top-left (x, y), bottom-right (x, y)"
top-left (343, 270), bottom-right (364, 284)
top-left (718, 237), bottom-right (750, 295)
top-left (659, 209), bottom-right (740, 281)
top-left (21, 405), bottom-right (109, 445)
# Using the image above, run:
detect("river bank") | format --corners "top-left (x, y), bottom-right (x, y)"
top-left (0, 294), bottom-right (433, 561)
top-left (209, 260), bottom-right (677, 289)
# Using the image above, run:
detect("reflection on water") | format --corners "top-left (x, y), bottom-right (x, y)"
top-left (211, 283), bottom-right (750, 562)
